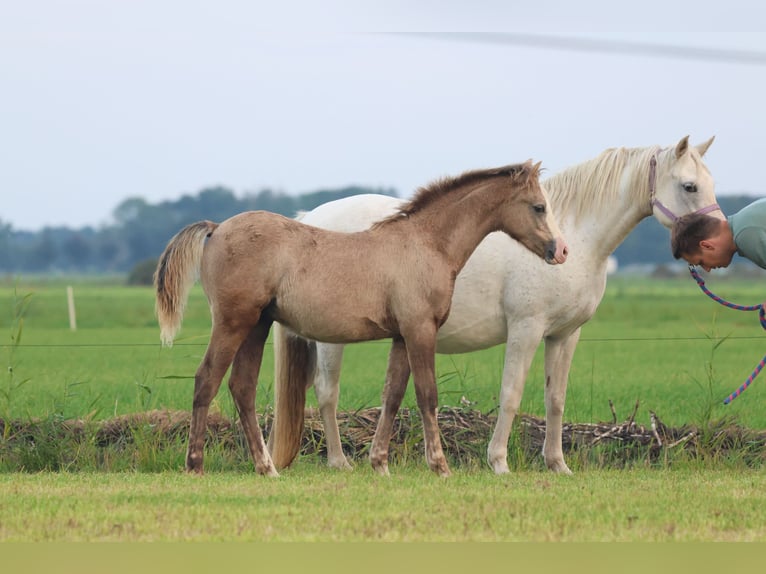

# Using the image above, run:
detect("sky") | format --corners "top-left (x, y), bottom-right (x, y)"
top-left (2, 1), bottom-right (765, 231)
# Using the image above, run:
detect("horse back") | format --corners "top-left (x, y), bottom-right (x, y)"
top-left (200, 211), bottom-right (453, 343)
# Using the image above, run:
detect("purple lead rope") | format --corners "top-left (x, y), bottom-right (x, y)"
top-left (688, 265), bottom-right (766, 404)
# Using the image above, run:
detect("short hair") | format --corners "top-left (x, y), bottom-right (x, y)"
top-left (670, 213), bottom-right (722, 259)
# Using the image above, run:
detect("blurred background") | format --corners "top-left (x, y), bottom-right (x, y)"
top-left (2, 1), bottom-right (764, 278)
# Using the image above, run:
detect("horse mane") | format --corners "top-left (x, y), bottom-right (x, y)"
top-left (543, 145), bottom-right (661, 222)
top-left (371, 161), bottom-right (539, 229)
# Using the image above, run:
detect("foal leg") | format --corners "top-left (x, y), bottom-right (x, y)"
top-left (315, 342), bottom-right (353, 470)
top-left (542, 329), bottom-right (580, 475)
top-left (406, 329), bottom-right (450, 477)
top-left (228, 319), bottom-right (278, 477)
top-left (187, 323), bottom-right (250, 474)
top-left (487, 323), bottom-right (543, 474)
top-left (369, 337), bottom-right (410, 476)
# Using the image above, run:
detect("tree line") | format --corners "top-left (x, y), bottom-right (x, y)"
top-left (0, 187), bottom-right (760, 277)
top-left (0, 185), bottom-right (396, 275)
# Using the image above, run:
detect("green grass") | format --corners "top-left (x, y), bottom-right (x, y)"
top-left (1, 466), bottom-right (765, 541)
top-left (2, 275), bottom-right (765, 429)
top-left (2, 275), bottom-right (766, 542)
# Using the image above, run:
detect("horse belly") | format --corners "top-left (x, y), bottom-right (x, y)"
top-left (290, 313), bottom-right (392, 344)
top-left (273, 284), bottom-right (394, 345)
top-left (435, 233), bottom-right (509, 353)
top-left (435, 275), bottom-right (507, 353)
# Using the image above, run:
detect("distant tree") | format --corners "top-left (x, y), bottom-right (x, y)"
top-left (126, 258), bottom-right (158, 286)
top-left (29, 229), bottom-right (57, 271)
top-left (113, 197), bottom-right (150, 226)
top-left (249, 189), bottom-right (297, 215)
top-left (0, 219), bottom-right (12, 270)
top-left (62, 232), bottom-right (92, 270)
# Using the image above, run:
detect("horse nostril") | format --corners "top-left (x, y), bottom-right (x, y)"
top-left (546, 242), bottom-right (557, 261)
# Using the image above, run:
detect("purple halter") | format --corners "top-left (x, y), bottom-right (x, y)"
top-left (648, 153), bottom-right (720, 222)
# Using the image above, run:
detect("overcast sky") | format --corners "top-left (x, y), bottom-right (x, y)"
top-left (2, 1), bottom-right (765, 230)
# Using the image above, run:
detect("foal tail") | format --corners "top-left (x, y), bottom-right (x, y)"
top-left (268, 322), bottom-right (317, 469)
top-left (154, 220), bottom-right (218, 347)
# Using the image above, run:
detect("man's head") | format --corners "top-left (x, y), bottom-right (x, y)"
top-left (671, 213), bottom-right (736, 271)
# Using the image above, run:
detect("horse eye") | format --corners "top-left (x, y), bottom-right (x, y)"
top-left (682, 182), bottom-right (698, 193)
top-left (533, 204), bottom-right (546, 214)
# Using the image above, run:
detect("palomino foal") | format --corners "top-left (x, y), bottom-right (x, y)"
top-left (155, 161), bottom-right (567, 477)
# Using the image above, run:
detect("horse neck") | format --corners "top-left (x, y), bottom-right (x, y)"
top-left (407, 184), bottom-right (509, 272)
top-left (546, 149), bottom-right (654, 262)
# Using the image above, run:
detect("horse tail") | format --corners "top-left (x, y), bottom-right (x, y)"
top-left (269, 322), bottom-right (317, 469)
top-left (154, 220), bottom-right (218, 347)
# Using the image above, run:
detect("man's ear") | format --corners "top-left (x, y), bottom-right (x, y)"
top-left (699, 239), bottom-right (716, 251)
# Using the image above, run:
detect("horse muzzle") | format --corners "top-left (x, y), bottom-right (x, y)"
top-left (545, 237), bottom-right (569, 265)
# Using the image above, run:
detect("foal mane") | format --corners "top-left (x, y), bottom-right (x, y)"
top-left (371, 161), bottom-right (539, 229)
top-left (543, 145), bottom-right (660, 222)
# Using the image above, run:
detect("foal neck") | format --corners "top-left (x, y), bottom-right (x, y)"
top-left (405, 180), bottom-right (512, 272)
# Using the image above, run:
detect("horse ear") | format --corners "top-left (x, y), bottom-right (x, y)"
top-left (695, 136), bottom-right (715, 157)
top-left (674, 135), bottom-right (690, 159)
top-left (532, 161), bottom-right (542, 177)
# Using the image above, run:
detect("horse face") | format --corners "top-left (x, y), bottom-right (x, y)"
top-left (506, 170), bottom-right (569, 265)
top-left (651, 135), bottom-right (724, 228)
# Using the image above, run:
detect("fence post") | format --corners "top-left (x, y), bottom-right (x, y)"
top-left (67, 286), bottom-right (77, 331)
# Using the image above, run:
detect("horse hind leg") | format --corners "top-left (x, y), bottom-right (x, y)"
top-left (187, 323), bottom-right (251, 474)
top-left (315, 341), bottom-right (352, 470)
top-left (228, 319), bottom-right (278, 477)
top-left (369, 337), bottom-right (410, 476)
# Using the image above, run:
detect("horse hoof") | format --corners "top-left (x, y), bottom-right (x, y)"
top-left (546, 460), bottom-right (573, 475)
top-left (328, 457), bottom-right (354, 471)
top-left (429, 458), bottom-right (451, 477)
top-left (185, 466), bottom-right (204, 476)
top-left (487, 457), bottom-right (510, 475)
top-left (258, 465), bottom-right (280, 477)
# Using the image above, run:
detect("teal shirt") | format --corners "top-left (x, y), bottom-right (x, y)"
top-left (729, 198), bottom-right (766, 269)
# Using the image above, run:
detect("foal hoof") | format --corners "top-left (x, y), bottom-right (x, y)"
top-left (371, 460), bottom-right (390, 477)
top-left (185, 460), bottom-right (205, 475)
top-left (431, 461), bottom-right (451, 478)
top-left (259, 466), bottom-right (280, 478)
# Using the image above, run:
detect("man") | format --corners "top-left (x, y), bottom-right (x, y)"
top-left (671, 198), bottom-right (766, 271)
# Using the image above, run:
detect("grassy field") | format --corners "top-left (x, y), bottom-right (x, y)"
top-left (2, 466), bottom-right (766, 541)
top-left (2, 273), bottom-right (766, 542)
top-left (2, 274), bottom-right (765, 428)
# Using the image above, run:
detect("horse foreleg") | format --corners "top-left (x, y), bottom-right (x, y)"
top-left (187, 325), bottom-right (249, 474)
top-left (315, 342), bottom-right (352, 470)
top-left (487, 327), bottom-right (542, 474)
top-left (229, 320), bottom-right (278, 477)
top-left (542, 329), bottom-right (580, 475)
top-left (406, 331), bottom-right (450, 477)
top-left (369, 337), bottom-right (410, 476)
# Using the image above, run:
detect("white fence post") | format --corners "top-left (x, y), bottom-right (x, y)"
top-left (67, 286), bottom-right (77, 331)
